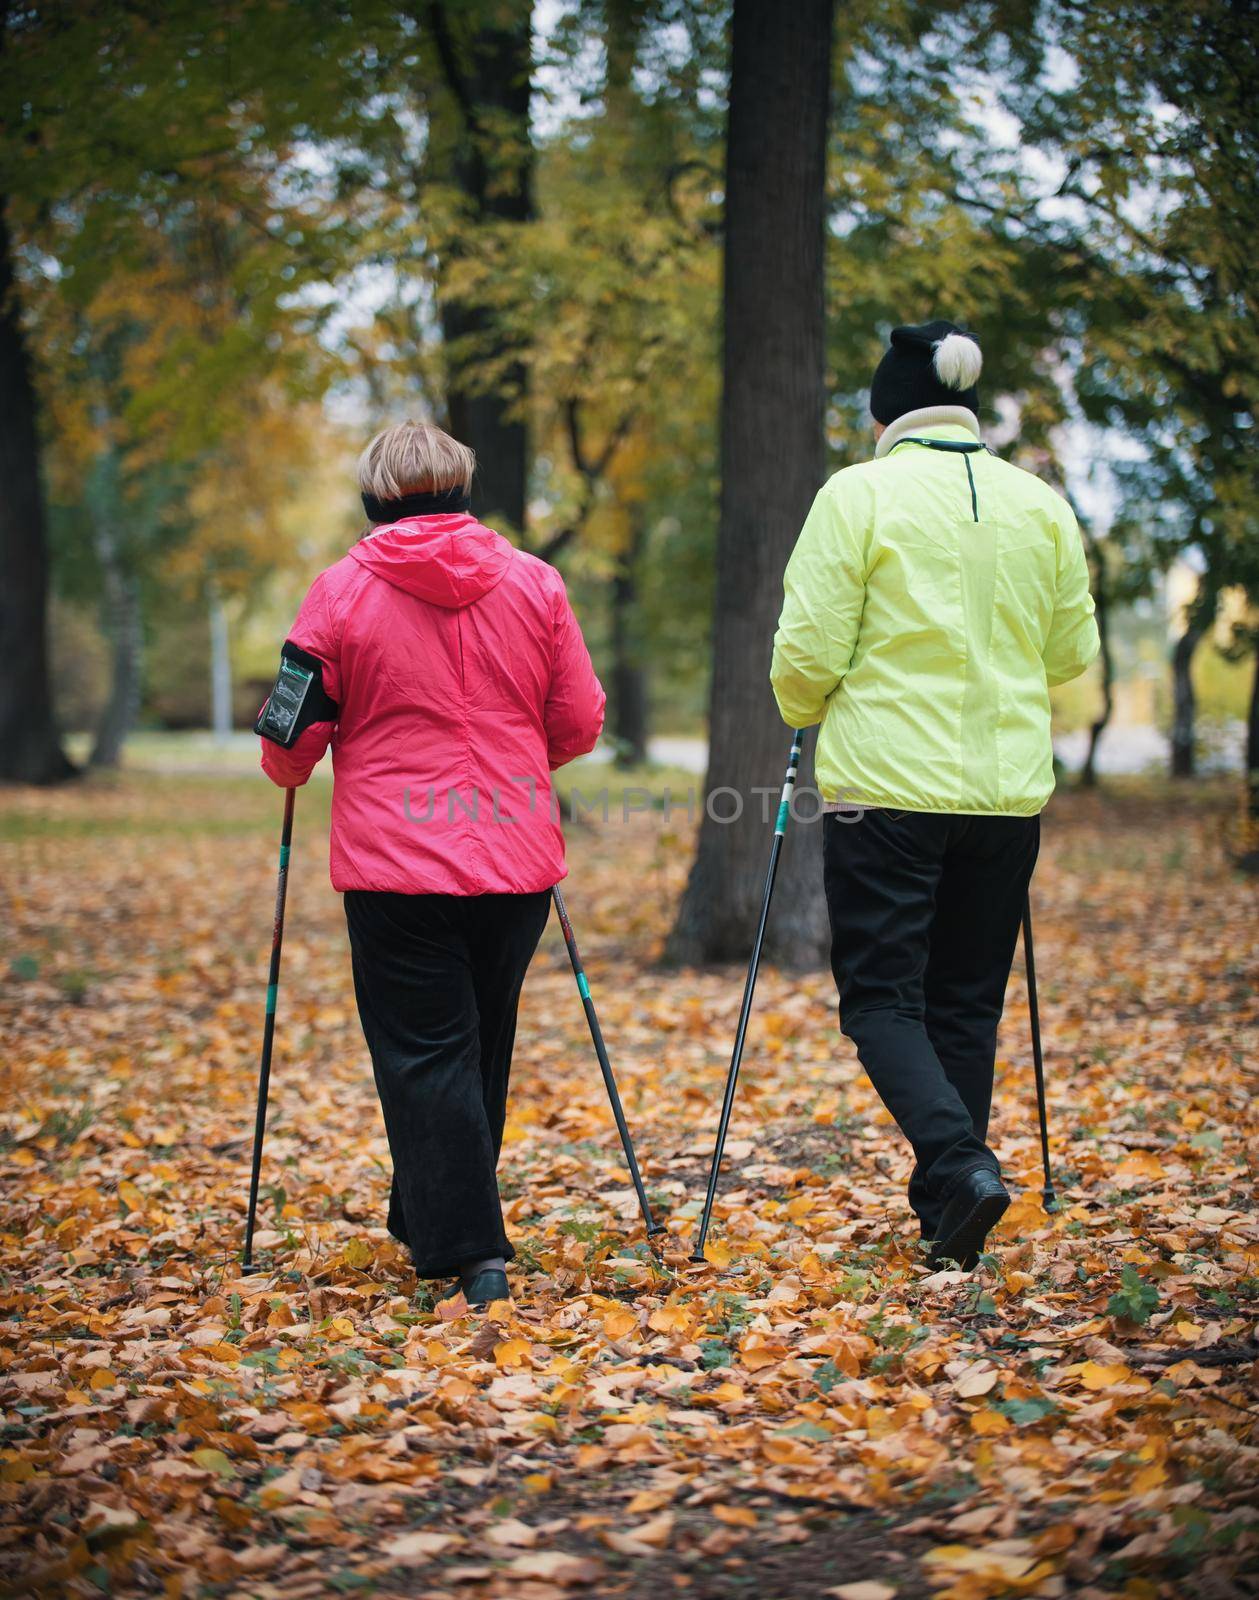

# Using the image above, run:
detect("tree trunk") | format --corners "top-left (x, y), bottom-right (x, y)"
top-left (665, 0), bottom-right (835, 969)
top-left (429, 1), bottom-right (533, 536)
top-left (604, 0), bottom-right (650, 770)
top-left (210, 590), bottom-right (232, 740)
top-left (1243, 644), bottom-right (1259, 869)
top-left (0, 195), bottom-right (75, 785)
top-left (88, 395), bottom-right (142, 769)
top-left (1170, 619), bottom-right (1204, 778)
top-left (90, 563), bottom-right (142, 768)
top-left (611, 520), bottom-right (648, 767)
top-left (1080, 529), bottom-right (1113, 787)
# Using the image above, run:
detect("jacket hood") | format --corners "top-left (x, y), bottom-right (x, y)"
top-left (348, 514), bottom-right (513, 609)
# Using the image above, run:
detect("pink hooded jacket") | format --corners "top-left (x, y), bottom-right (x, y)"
top-left (260, 514), bottom-right (606, 895)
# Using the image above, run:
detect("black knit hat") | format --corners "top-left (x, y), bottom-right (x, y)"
top-left (869, 319), bottom-right (982, 425)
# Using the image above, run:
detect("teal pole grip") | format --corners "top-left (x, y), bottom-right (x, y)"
top-left (773, 730), bottom-right (804, 835)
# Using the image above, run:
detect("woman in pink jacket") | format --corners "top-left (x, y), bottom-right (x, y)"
top-left (257, 422), bottom-right (605, 1307)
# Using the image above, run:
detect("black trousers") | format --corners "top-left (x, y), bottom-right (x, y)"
top-left (343, 889), bottom-right (551, 1278)
top-left (822, 809), bottom-right (1039, 1239)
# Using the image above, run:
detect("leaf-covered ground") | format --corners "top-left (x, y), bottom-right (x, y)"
top-left (2, 772), bottom-right (1256, 1599)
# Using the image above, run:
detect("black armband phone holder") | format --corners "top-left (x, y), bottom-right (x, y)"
top-left (255, 641), bottom-right (339, 748)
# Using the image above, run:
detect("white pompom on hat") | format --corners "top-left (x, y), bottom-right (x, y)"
top-left (870, 319), bottom-right (982, 424)
top-left (932, 331), bottom-right (983, 391)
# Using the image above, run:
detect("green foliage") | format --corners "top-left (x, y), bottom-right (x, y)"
top-left (817, 0), bottom-right (1257, 686)
top-left (812, 1357), bottom-right (845, 1393)
top-left (3, 1), bottom-right (380, 629)
top-left (996, 1395), bottom-right (1059, 1425)
top-left (1107, 1264), bottom-right (1161, 1325)
top-left (991, 1), bottom-right (1257, 616)
top-left (699, 1339), bottom-right (734, 1369)
top-left (5, 0), bottom-right (1253, 742)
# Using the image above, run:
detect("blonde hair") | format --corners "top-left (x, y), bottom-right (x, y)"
top-left (357, 421), bottom-right (476, 501)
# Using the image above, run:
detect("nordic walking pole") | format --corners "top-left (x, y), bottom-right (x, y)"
top-left (1022, 894), bottom-right (1057, 1212)
top-left (552, 884), bottom-right (664, 1237)
top-left (692, 729), bottom-right (805, 1263)
top-left (242, 787), bottom-right (297, 1272)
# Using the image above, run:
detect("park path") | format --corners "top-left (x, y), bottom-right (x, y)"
top-left (112, 721), bottom-right (1244, 780)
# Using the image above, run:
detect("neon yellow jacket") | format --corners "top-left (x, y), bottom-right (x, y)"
top-left (770, 411), bottom-right (1100, 815)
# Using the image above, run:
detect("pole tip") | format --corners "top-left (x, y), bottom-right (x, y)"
top-left (646, 1224), bottom-right (667, 1238)
top-left (239, 1261), bottom-right (265, 1276)
top-left (689, 1250), bottom-right (708, 1265)
top-left (1042, 1186), bottom-right (1059, 1213)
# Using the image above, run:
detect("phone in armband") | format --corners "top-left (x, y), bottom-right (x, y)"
top-left (256, 657), bottom-right (317, 748)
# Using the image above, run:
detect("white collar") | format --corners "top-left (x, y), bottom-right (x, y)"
top-left (874, 406), bottom-right (982, 459)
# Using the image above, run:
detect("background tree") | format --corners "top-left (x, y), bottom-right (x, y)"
top-left (0, 190), bottom-right (72, 783)
top-left (447, 0), bottom-right (725, 760)
top-left (667, 0), bottom-right (835, 966)
top-left (2, 0), bottom-right (396, 761)
top-left (535, 0), bottom-right (721, 759)
top-left (426, 0), bottom-right (535, 536)
top-left (5, 0), bottom-right (1254, 850)
top-left (975, 0), bottom-right (1259, 780)
top-left (0, 0), bottom-right (74, 782)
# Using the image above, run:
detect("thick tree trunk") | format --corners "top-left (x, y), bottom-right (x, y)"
top-left (429, 1), bottom-right (533, 536)
top-left (611, 521), bottom-right (648, 767)
top-left (1170, 619), bottom-right (1204, 778)
top-left (0, 196), bottom-right (75, 785)
top-left (1080, 531), bottom-right (1113, 787)
top-left (443, 302), bottom-right (529, 534)
top-left (665, 0), bottom-right (835, 969)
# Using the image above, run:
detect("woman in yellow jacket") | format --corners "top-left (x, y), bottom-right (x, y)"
top-left (771, 320), bottom-right (1099, 1270)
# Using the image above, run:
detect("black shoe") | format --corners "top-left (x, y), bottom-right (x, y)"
top-left (441, 1269), bottom-right (509, 1309)
top-left (927, 1169), bottom-right (1010, 1270)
